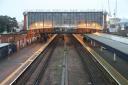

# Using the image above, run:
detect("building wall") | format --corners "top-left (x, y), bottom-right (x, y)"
top-left (24, 11), bottom-right (105, 30)
top-left (0, 32), bottom-right (39, 50)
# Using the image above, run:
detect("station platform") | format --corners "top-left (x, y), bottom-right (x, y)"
top-left (93, 33), bottom-right (128, 45)
top-left (73, 34), bottom-right (128, 85)
top-left (0, 35), bottom-right (56, 85)
top-left (84, 33), bottom-right (128, 58)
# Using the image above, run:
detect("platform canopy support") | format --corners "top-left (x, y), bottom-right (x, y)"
top-left (114, 52), bottom-right (117, 62)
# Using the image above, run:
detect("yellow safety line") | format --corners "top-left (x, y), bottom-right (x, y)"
top-left (0, 35), bottom-right (57, 85)
top-left (73, 34), bottom-right (128, 85)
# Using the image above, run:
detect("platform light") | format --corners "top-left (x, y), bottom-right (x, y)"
top-left (35, 23), bottom-right (38, 26)
top-left (40, 23), bottom-right (43, 26)
top-left (44, 22), bottom-right (53, 28)
top-left (92, 23), bottom-right (94, 26)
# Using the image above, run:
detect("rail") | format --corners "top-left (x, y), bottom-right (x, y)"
top-left (61, 36), bottom-right (68, 85)
top-left (73, 34), bottom-right (128, 85)
top-left (0, 35), bottom-right (57, 85)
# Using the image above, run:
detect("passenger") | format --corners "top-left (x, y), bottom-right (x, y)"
top-left (44, 33), bottom-right (48, 42)
top-left (62, 35), bottom-right (64, 40)
top-left (8, 48), bottom-right (12, 55)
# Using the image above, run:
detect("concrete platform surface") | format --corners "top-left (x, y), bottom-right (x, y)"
top-left (74, 34), bottom-right (128, 85)
top-left (0, 43), bottom-right (44, 83)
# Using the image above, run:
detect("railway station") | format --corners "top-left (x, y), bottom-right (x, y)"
top-left (0, 10), bottom-right (128, 85)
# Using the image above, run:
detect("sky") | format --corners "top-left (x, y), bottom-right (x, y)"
top-left (0, 0), bottom-right (128, 22)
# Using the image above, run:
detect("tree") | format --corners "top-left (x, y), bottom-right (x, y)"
top-left (0, 15), bottom-right (18, 33)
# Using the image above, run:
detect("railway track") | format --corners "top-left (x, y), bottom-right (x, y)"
top-left (72, 35), bottom-right (113, 85)
top-left (11, 35), bottom-right (58, 85)
top-left (11, 34), bottom-right (115, 85)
